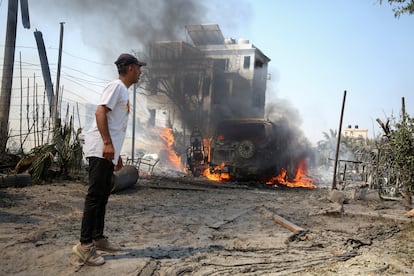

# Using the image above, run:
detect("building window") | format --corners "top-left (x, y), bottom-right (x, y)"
top-left (243, 56), bottom-right (251, 69)
top-left (214, 59), bottom-right (228, 71)
top-left (255, 59), bottom-right (264, 68)
top-left (148, 109), bottom-right (156, 126)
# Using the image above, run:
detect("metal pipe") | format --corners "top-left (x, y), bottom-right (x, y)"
top-left (131, 83), bottom-right (137, 163)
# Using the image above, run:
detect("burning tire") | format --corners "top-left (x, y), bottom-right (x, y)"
top-left (237, 140), bottom-right (255, 159)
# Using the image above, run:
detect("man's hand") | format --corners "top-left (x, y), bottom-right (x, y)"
top-left (103, 143), bottom-right (115, 161)
top-left (96, 105), bottom-right (114, 162)
top-left (115, 155), bottom-right (123, 171)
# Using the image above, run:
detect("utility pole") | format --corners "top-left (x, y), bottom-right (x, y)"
top-left (0, 0), bottom-right (19, 153)
top-left (53, 22), bottom-right (65, 130)
top-left (332, 90), bottom-right (347, 190)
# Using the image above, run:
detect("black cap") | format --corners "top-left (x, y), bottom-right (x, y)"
top-left (114, 53), bottom-right (147, 67)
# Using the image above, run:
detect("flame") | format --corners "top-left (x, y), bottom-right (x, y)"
top-left (203, 162), bottom-right (231, 181)
top-left (266, 159), bottom-right (316, 189)
top-left (159, 127), bottom-right (183, 171)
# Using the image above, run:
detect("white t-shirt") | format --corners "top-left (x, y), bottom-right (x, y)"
top-left (84, 79), bottom-right (130, 165)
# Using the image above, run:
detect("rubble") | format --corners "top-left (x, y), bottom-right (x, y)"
top-left (0, 177), bottom-right (413, 275)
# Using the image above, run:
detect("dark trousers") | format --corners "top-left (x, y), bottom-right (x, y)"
top-left (80, 157), bottom-right (114, 244)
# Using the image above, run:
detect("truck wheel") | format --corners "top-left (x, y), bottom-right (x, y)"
top-left (238, 140), bottom-right (255, 159)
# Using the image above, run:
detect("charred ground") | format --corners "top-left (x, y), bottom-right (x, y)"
top-left (0, 175), bottom-right (413, 275)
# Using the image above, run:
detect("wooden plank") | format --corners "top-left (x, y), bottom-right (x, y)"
top-left (257, 206), bottom-right (304, 233)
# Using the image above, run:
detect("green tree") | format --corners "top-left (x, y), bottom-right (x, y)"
top-left (316, 129), bottom-right (338, 166)
top-left (380, 0), bottom-right (414, 17)
top-left (388, 113), bottom-right (414, 209)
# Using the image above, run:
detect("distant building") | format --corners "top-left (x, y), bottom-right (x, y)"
top-left (343, 125), bottom-right (368, 143)
top-left (145, 24), bottom-right (271, 135)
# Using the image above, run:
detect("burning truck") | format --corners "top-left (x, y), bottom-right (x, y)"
top-left (185, 118), bottom-right (316, 188)
top-left (208, 119), bottom-right (286, 181)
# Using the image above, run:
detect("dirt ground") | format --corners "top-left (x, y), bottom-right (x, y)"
top-left (1, 173), bottom-right (414, 276)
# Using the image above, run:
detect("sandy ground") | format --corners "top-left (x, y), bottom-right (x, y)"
top-left (1, 174), bottom-right (414, 276)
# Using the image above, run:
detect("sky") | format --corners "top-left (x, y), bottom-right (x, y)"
top-left (0, 0), bottom-right (413, 146)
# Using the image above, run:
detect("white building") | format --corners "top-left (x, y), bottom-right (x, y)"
top-left (343, 125), bottom-right (368, 142)
top-left (145, 24), bottom-right (271, 135)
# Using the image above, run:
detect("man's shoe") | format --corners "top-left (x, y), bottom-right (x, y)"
top-left (72, 243), bottom-right (105, 266)
top-left (93, 236), bottom-right (120, 252)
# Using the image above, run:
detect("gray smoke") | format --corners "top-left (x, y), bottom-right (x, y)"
top-left (31, 0), bottom-right (252, 61)
top-left (265, 98), bottom-right (314, 174)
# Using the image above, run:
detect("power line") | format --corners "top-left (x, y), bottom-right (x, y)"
top-left (62, 50), bottom-right (112, 66)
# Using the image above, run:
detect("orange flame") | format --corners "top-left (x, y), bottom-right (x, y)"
top-left (159, 127), bottom-right (183, 171)
top-left (203, 162), bottom-right (231, 181)
top-left (266, 159), bottom-right (316, 189)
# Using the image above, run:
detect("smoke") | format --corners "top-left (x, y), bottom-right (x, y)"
top-left (265, 99), bottom-right (302, 126)
top-left (31, 0), bottom-right (252, 61)
top-left (265, 95), bottom-right (314, 173)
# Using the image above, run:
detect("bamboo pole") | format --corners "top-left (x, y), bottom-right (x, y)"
top-left (32, 76), bottom-right (37, 147)
top-left (41, 88), bottom-right (46, 145)
top-left (19, 51), bottom-right (23, 153)
top-left (35, 82), bottom-right (40, 146)
top-left (26, 78), bottom-right (30, 145)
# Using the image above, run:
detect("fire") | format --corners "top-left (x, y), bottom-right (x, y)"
top-left (203, 162), bottom-right (231, 181)
top-left (266, 159), bottom-right (316, 189)
top-left (159, 127), bottom-right (183, 171)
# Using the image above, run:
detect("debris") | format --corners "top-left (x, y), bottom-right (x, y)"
top-left (406, 209), bottom-right (414, 217)
top-left (353, 187), bottom-right (381, 201)
top-left (111, 165), bottom-right (139, 193)
top-left (327, 190), bottom-right (345, 214)
top-left (257, 206), bottom-right (306, 234)
top-left (286, 229), bottom-right (312, 243)
top-left (327, 189), bottom-right (345, 204)
top-left (137, 259), bottom-right (160, 276)
top-left (0, 173), bottom-right (32, 188)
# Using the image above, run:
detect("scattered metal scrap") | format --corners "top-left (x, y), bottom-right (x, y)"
top-left (186, 127), bottom-right (208, 177)
top-left (126, 153), bottom-right (160, 176)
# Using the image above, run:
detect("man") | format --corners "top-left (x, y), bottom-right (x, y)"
top-left (73, 53), bottom-right (146, 266)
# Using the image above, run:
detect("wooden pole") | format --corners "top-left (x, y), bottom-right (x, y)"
top-left (332, 90), bottom-right (347, 190)
top-left (0, 0), bottom-right (19, 152)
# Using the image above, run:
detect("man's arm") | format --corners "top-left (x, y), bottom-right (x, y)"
top-left (95, 105), bottom-right (114, 161)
